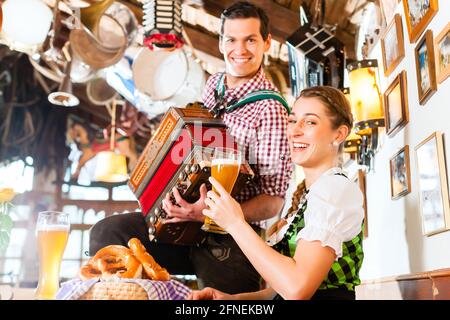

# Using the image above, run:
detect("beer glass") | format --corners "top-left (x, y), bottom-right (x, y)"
top-left (202, 147), bottom-right (242, 234)
top-left (35, 211), bottom-right (70, 300)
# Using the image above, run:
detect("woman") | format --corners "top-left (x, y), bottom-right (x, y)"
top-left (188, 86), bottom-right (364, 300)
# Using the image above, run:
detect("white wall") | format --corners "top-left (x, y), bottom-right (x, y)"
top-left (359, 1), bottom-right (450, 280)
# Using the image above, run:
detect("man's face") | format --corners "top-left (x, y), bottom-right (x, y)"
top-left (220, 18), bottom-right (271, 78)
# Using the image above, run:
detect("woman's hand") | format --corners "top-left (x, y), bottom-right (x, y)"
top-left (187, 287), bottom-right (234, 300)
top-left (162, 184), bottom-right (208, 223)
top-left (202, 177), bottom-right (246, 234)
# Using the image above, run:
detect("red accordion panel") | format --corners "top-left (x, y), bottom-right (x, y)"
top-left (139, 125), bottom-right (230, 216)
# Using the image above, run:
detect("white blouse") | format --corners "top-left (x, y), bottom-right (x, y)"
top-left (267, 167), bottom-right (364, 260)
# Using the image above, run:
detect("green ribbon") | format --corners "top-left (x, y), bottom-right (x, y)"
top-left (214, 73), bottom-right (291, 115)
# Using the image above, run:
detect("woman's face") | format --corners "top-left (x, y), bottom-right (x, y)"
top-left (287, 96), bottom-right (345, 168)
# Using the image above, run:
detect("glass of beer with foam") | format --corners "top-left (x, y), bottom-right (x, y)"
top-left (202, 147), bottom-right (242, 234)
top-left (35, 211), bottom-right (70, 300)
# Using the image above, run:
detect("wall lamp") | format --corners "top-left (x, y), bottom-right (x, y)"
top-left (346, 59), bottom-right (385, 171)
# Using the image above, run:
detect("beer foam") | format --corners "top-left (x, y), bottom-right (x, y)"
top-left (37, 225), bottom-right (70, 232)
top-left (212, 158), bottom-right (240, 166)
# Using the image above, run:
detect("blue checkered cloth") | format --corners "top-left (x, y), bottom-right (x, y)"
top-left (56, 278), bottom-right (192, 300)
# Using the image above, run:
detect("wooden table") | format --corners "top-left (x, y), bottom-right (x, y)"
top-left (0, 285), bottom-right (35, 300)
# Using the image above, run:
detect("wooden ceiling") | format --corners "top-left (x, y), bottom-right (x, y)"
top-left (2, 0), bottom-right (378, 151)
top-left (59, 0), bottom-right (374, 66)
top-left (36, 0), bottom-right (378, 75)
top-left (47, 0), bottom-right (377, 131)
top-left (181, 0), bottom-right (374, 63)
top-left (0, 0), bottom-right (382, 175)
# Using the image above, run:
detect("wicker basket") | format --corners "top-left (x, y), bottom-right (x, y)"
top-left (79, 281), bottom-right (149, 300)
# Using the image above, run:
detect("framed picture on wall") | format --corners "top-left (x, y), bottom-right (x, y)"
top-left (402, 0), bottom-right (438, 43)
top-left (380, 0), bottom-right (401, 29)
top-left (353, 170), bottom-right (368, 238)
top-left (414, 30), bottom-right (437, 105)
top-left (415, 132), bottom-right (450, 236)
top-left (384, 70), bottom-right (409, 137)
top-left (381, 14), bottom-right (405, 76)
top-left (390, 145), bottom-right (411, 200)
top-left (435, 22), bottom-right (450, 84)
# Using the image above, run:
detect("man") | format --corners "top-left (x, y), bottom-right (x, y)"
top-left (89, 1), bottom-right (292, 294)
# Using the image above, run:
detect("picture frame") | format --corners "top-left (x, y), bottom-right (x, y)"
top-left (414, 30), bottom-right (437, 105)
top-left (384, 70), bottom-right (409, 137)
top-left (380, 0), bottom-right (401, 28)
top-left (389, 145), bottom-right (411, 200)
top-left (353, 170), bottom-right (368, 239)
top-left (435, 22), bottom-right (450, 84)
top-left (402, 0), bottom-right (438, 43)
top-left (415, 132), bottom-right (450, 236)
top-left (381, 14), bottom-right (405, 76)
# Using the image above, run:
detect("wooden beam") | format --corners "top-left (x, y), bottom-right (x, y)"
top-left (184, 25), bottom-right (222, 60)
top-left (201, 0), bottom-right (299, 43)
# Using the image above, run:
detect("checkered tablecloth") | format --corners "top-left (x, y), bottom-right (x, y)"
top-left (56, 278), bottom-right (191, 300)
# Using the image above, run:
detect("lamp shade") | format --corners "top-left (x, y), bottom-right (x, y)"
top-left (347, 60), bottom-right (384, 134)
top-left (94, 151), bottom-right (128, 183)
top-left (0, 0), bottom-right (53, 54)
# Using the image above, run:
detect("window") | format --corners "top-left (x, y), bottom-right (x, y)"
top-left (0, 158), bottom-right (138, 286)
top-left (0, 158), bottom-right (34, 285)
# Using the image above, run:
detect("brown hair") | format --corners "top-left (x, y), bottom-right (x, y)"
top-left (220, 1), bottom-right (270, 41)
top-left (298, 86), bottom-right (353, 131)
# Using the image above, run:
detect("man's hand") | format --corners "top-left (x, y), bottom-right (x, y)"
top-left (162, 184), bottom-right (208, 223)
top-left (186, 287), bottom-right (234, 300)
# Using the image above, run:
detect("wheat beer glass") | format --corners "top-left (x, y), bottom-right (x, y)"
top-left (202, 147), bottom-right (242, 234)
top-left (35, 211), bottom-right (70, 300)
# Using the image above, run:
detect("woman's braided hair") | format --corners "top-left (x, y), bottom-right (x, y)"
top-left (285, 180), bottom-right (307, 217)
top-left (286, 86), bottom-right (354, 214)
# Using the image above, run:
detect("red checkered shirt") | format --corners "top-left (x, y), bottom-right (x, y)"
top-left (202, 68), bottom-right (292, 224)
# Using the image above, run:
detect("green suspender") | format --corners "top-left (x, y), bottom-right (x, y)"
top-left (214, 73), bottom-right (291, 115)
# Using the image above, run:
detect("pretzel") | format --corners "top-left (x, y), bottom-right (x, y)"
top-left (128, 238), bottom-right (171, 281)
top-left (79, 258), bottom-right (102, 281)
top-left (90, 245), bottom-right (143, 279)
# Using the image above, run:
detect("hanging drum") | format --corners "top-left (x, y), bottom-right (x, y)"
top-left (132, 46), bottom-right (205, 108)
top-left (133, 47), bottom-right (187, 101)
top-left (0, 0), bottom-right (53, 55)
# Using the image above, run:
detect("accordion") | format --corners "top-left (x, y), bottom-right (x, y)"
top-left (128, 103), bottom-right (254, 245)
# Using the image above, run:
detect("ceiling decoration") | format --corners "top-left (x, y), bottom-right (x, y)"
top-left (0, 0), bottom-right (385, 180)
